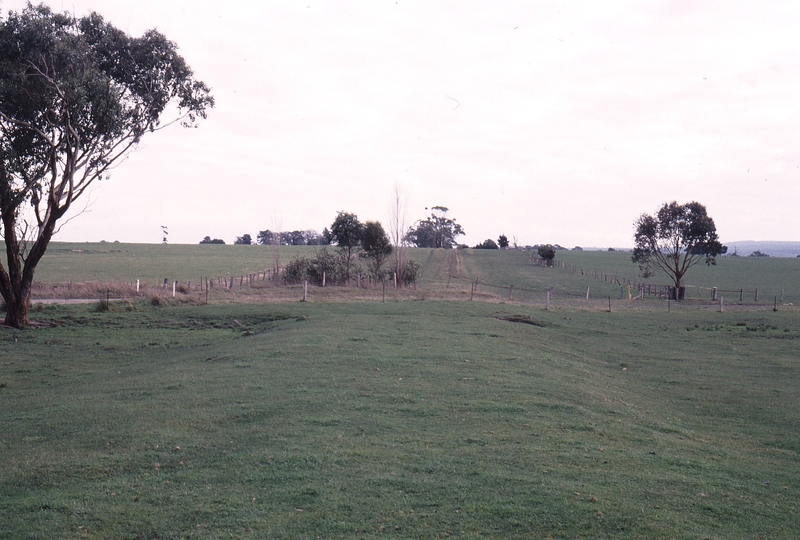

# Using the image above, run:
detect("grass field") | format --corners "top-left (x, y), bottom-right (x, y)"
top-left (28, 243), bottom-right (800, 306)
top-left (2, 244), bottom-right (799, 538)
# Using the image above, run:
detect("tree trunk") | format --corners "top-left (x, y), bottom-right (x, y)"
top-left (1, 198), bottom-right (61, 328)
top-left (2, 293), bottom-right (29, 328)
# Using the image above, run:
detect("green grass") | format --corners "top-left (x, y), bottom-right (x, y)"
top-left (2, 300), bottom-right (799, 538)
top-left (30, 242), bottom-right (318, 285)
top-left (28, 243), bottom-right (800, 305)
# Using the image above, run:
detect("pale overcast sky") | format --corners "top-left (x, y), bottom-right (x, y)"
top-left (4, 0), bottom-right (800, 247)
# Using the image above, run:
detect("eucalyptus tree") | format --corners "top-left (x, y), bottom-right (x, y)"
top-left (632, 201), bottom-right (723, 299)
top-left (0, 4), bottom-right (213, 327)
top-left (405, 206), bottom-right (464, 249)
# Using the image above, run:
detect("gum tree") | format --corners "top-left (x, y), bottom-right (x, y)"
top-left (405, 206), bottom-right (464, 249)
top-left (0, 4), bottom-right (213, 327)
top-left (632, 201), bottom-right (723, 299)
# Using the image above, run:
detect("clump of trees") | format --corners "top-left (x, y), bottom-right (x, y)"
top-left (405, 206), bottom-right (464, 249)
top-left (0, 4), bottom-right (213, 327)
top-left (632, 201), bottom-right (723, 299)
top-left (283, 211), bottom-right (418, 287)
top-left (234, 234), bottom-right (252, 245)
top-left (283, 248), bottom-right (347, 286)
top-left (474, 239), bottom-right (499, 249)
top-left (257, 229), bottom-right (327, 246)
top-left (199, 236), bottom-right (225, 244)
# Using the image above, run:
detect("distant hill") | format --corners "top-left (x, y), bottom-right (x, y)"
top-left (723, 241), bottom-right (800, 258)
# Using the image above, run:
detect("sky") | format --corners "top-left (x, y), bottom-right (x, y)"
top-left (3, 0), bottom-right (800, 247)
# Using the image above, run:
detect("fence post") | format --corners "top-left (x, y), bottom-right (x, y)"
top-left (754, 288), bottom-right (758, 302)
top-left (586, 286), bottom-right (590, 300)
top-left (303, 280), bottom-right (307, 302)
top-left (172, 281), bottom-right (176, 298)
top-left (720, 295), bottom-right (724, 312)
top-left (136, 279), bottom-right (140, 293)
top-left (323, 272), bottom-right (326, 288)
top-left (546, 289), bottom-right (551, 310)
top-left (781, 289), bottom-right (784, 303)
top-left (712, 287), bottom-right (717, 301)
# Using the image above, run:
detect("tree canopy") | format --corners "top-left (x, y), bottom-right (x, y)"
top-left (537, 244), bottom-right (556, 264)
top-left (329, 211), bottom-right (363, 282)
top-left (632, 201), bottom-right (723, 298)
top-left (360, 221), bottom-right (393, 281)
top-left (405, 206), bottom-right (464, 249)
top-left (0, 4), bottom-right (213, 327)
top-left (474, 239), bottom-right (499, 249)
top-left (200, 236), bottom-right (225, 244)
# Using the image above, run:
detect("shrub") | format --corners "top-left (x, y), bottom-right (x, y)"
top-left (403, 260), bottom-right (421, 286)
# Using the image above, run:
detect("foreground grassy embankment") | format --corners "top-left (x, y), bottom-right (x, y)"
top-left (2, 299), bottom-right (799, 538)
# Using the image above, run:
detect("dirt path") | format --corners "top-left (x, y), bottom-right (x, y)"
top-left (448, 249), bottom-right (462, 278)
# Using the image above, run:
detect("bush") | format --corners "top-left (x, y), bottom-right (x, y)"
top-left (283, 248), bottom-right (350, 286)
top-left (403, 260), bottom-right (420, 286)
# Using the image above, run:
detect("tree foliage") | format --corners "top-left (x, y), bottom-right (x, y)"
top-left (0, 4), bottom-right (212, 327)
top-left (632, 201), bottom-right (723, 297)
top-left (199, 236), bottom-right (225, 244)
top-left (537, 244), bottom-right (556, 264)
top-left (405, 206), bottom-right (464, 249)
top-left (257, 229), bottom-right (327, 246)
top-left (360, 220), bottom-right (393, 281)
top-left (234, 234), bottom-right (252, 245)
top-left (497, 235), bottom-right (509, 249)
top-left (474, 239), bottom-right (499, 249)
top-left (283, 247), bottom-right (349, 286)
top-left (329, 211), bottom-right (363, 282)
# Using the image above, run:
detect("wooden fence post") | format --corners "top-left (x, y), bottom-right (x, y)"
top-left (754, 288), bottom-right (758, 302)
top-left (303, 280), bottom-right (307, 302)
top-left (719, 295), bottom-right (724, 312)
top-left (546, 290), bottom-right (551, 310)
top-left (712, 287), bottom-right (717, 301)
top-left (585, 286), bottom-right (590, 300)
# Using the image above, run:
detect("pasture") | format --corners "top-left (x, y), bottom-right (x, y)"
top-left (1, 244), bottom-right (799, 538)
